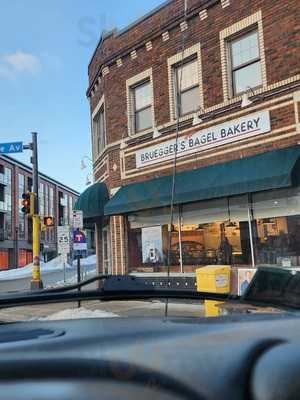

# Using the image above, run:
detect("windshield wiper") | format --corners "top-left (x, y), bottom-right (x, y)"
top-left (0, 274), bottom-right (239, 309)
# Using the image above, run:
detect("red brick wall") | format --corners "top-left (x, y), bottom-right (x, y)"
top-left (87, 0), bottom-right (300, 274)
top-left (89, 0), bottom-right (300, 188)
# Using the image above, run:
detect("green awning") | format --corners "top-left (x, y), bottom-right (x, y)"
top-left (74, 182), bottom-right (109, 221)
top-left (104, 146), bottom-right (300, 216)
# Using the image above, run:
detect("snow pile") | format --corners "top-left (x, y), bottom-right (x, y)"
top-left (0, 254), bottom-right (96, 281)
top-left (39, 307), bottom-right (118, 320)
top-left (48, 267), bottom-right (97, 288)
top-left (76, 254), bottom-right (96, 267)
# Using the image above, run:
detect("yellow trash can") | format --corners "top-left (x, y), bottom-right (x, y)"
top-left (196, 265), bottom-right (231, 317)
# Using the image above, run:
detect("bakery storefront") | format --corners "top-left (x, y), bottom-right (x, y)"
top-left (104, 111), bottom-right (300, 281)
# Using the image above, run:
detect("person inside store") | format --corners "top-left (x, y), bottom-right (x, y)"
top-left (218, 236), bottom-right (233, 265)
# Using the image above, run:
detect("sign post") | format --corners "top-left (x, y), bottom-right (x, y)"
top-left (73, 229), bottom-right (87, 308)
top-left (57, 226), bottom-right (70, 284)
top-left (1, 135), bottom-right (44, 290)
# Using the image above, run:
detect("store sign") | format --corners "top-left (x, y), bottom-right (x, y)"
top-left (238, 268), bottom-right (257, 296)
top-left (136, 111), bottom-right (271, 168)
top-left (141, 226), bottom-right (163, 264)
top-left (73, 229), bottom-right (88, 251)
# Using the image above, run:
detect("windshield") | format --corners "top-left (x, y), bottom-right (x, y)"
top-left (0, 0), bottom-right (299, 323)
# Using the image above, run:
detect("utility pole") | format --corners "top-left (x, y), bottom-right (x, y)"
top-left (30, 132), bottom-right (43, 290)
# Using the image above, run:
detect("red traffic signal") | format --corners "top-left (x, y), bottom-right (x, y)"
top-left (21, 192), bottom-right (31, 214)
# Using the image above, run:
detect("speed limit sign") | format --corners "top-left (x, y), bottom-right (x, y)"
top-left (57, 226), bottom-right (70, 255)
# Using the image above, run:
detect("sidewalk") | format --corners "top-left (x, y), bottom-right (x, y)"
top-left (0, 300), bottom-right (204, 322)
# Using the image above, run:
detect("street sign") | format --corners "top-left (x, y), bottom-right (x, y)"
top-left (0, 142), bottom-right (23, 154)
top-left (57, 226), bottom-right (70, 255)
top-left (73, 229), bottom-right (87, 251)
top-left (72, 210), bottom-right (83, 229)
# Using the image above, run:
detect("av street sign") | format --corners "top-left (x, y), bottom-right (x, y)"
top-left (0, 142), bottom-right (23, 154)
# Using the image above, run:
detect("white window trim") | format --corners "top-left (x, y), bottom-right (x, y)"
top-left (92, 94), bottom-right (107, 160)
top-left (126, 68), bottom-right (155, 138)
top-left (167, 43), bottom-right (204, 123)
top-left (220, 10), bottom-right (267, 101)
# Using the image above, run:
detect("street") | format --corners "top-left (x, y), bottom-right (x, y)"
top-left (0, 263), bottom-right (96, 294)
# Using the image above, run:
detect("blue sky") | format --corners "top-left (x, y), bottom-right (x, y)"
top-left (0, 0), bottom-right (164, 192)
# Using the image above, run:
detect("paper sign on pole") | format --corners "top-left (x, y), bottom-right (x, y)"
top-left (72, 210), bottom-right (83, 229)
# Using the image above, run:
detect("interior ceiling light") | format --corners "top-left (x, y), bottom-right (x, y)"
top-left (225, 197), bottom-right (237, 227)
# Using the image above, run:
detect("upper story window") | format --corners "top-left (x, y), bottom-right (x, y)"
top-left (229, 29), bottom-right (262, 95)
top-left (132, 80), bottom-right (153, 133)
top-left (220, 11), bottom-right (267, 101)
top-left (93, 105), bottom-right (106, 156)
top-left (174, 57), bottom-right (200, 117)
top-left (126, 68), bottom-right (154, 137)
top-left (167, 43), bottom-right (203, 122)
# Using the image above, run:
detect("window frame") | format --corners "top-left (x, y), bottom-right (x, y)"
top-left (131, 79), bottom-right (153, 134)
top-left (173, 56), bottom-right (200, 118)
top-left (220, 10), bottom-right (267, 101)
top-left (167, 43), bottom-right (203, 123)
top-left (92, 95), bottom-right (106, 159)
top-left (93, 105), bottom-right (106, 155)
top-left (228, 27), bottom-right (262, 96)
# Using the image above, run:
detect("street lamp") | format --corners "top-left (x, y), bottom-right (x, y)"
top-left (85, 174), bottom-right (93, 186)
top-left (192, 106), bottom-right (206, 126)
top-left (80, 155), bottom-right (92, 170)
top-left (241, 86), bottom-right (256, 108)
top-left (153, 126), bottom-right (161, 139)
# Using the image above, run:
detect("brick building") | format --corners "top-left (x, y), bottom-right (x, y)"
top-left (81, 0), bottom-right (300, 289)
top-left (0, 155), bottom-right (79, 269)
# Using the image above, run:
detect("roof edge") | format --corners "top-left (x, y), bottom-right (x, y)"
top-left (88, 0), bottom-right (172, 70)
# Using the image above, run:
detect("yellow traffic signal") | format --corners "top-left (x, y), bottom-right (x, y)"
top-left (21, 192), bottom-right (36, 216)
top-left (44, 216), bottom-right (54, 227)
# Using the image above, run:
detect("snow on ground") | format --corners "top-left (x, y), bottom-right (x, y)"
top-left (0, 254), bottom-right (96, 281)
top-left (47, 266), bottom-right (97, 288)
top-left (39, 307), bottom-right (118, 320)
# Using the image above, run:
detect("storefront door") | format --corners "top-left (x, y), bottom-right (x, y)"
top-left (102, 226), bottom-right (111, 275)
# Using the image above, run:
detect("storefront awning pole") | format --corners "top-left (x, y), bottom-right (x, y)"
top-left (247, 194), bottom-right (256, 268)
top-left (178, 210), bottom-right (183, 274)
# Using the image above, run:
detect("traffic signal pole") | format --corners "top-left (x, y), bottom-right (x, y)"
top-left (30, 132), bottom-right (43, 290)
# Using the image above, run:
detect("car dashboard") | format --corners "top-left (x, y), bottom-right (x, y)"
top-left (0, 312), bottom-right (299, 400)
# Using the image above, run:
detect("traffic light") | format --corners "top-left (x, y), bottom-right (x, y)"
top-left (43, 216), bottom-right (54, 227)
top-left (21, 192), bottom-right (35, 215)
top-left (21, 192), bottom-right (31, 214)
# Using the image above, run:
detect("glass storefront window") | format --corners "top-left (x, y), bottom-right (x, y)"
top-left (252, 187), bottom-right (300, 267)
top-left (128, 206), bottom-right (180, 273)
top-left (127, 188), bottom-right (300, 273)
top-left (128, 197), bottom-right (252, 273)
top-left (181, 195), bottom-right (251, 270)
